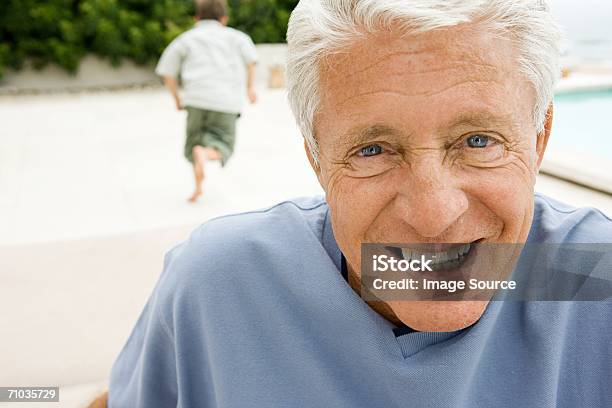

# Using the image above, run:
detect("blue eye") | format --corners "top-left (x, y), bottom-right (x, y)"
top-left (359, 144), bottom-right (383, 157)
top-left (466, 134), bottom-right (489, 148)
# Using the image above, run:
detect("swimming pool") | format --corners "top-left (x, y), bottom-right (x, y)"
top-left (551, 89), bottom-right (612, 159)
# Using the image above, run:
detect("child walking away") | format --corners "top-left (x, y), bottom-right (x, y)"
top-left (155, 0), bottom-right (258, 202)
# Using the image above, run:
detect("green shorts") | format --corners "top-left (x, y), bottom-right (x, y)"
top-left (185, 107), bottom-right (239, 166)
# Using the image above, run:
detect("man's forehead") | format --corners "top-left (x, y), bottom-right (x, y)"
top-left (329, 23), bottom-right (509, 62)
top-left (319, 24), bottom-right (515, 96)
top-left (314, 23), bottom-right (533, 138)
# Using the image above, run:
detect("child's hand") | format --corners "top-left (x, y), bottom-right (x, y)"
top-left (174, 96), bottom-right (183, 111)
top-left (248, 88), bottom-right (258, 104)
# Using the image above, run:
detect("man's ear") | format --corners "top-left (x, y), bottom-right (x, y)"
top-left (535, 103), bottom-right (553, 169)
top-left (304, 139), bottom-right (324, 186)
top-left (219, 16), bottom-right (229, 26)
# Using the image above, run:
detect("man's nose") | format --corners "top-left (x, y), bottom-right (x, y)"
top-left (393, 163), bottom-right (469, 239)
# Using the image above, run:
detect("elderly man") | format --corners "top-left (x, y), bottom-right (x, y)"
top-left (108, 0), bottom-right (612, 407)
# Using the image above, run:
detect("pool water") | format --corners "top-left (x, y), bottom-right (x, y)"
top-left (551, 89), bottom-right (612, 159)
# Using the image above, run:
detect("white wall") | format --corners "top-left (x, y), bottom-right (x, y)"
top-left (0, 44), bottom-right (287, 94)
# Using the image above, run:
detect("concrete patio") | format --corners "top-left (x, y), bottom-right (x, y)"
top-left (1, 87), bottom-right (611, 407)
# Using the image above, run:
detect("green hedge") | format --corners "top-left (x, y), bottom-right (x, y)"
top-left (0, 0), bottom-right (298, 79)
top-left (229, 0), bottom-right (297, 43)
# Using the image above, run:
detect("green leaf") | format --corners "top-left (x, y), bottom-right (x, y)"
top-left (2, 0), bottom-right (297, 75)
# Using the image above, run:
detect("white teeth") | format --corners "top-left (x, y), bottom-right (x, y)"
top-left (401, 248), bottom-right (413, 261)
top-left (459, 244), bottom-right (471, 256)
top-left (436, 252), bottom-right (449, 263)
top-left (401, 244), bottom-right (471, 265)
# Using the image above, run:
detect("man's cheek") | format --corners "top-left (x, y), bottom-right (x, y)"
top-left (467, 159), bottom-right (534, 195)
top-left (472, 173), bottom-right (532, 237)
top-left (328, 179), bottom-right (379, 251)
top-left (506, 142), bottom-right (540, 183)
top-left (338, 179), bottom-right (389, 221)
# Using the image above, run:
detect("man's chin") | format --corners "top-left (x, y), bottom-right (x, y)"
top-left (389, 300), bottom-right (489, 332)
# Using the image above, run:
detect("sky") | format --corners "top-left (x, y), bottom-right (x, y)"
top-left (550, 0), bottom-right (612, 60)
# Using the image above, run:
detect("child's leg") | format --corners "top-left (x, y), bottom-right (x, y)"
top-left (188, 146), bottom-right (206, 203)
top-left (187, 146), bottom-right (222, 203)
top-left (202, 147), bottom-right (221, 161)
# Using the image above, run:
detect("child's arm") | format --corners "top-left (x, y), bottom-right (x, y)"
top-left (162, 75), bottom-right (183, 111)
top-left (247, 62), bottom-right (257, 104)
top-left (156, 37), bottom-right (186, 111)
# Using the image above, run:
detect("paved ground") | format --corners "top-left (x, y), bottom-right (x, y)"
top-left (0, 88), bottom-right (322, 246)
top-left (1, 87), bottom-right (611, 407)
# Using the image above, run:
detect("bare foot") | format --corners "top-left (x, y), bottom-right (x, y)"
top-left (187, 189), bottom-right (202, 203)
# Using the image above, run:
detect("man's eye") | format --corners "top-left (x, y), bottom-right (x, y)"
top-left (466, 134), bottom-right (489, 148)
top-left (359, 144), bottom-right (383, 157)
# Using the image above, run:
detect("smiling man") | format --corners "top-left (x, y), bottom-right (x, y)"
top-left (302, 16), bottom-right (552, 332)
top-left (108, 1), bottom-right (612, 407)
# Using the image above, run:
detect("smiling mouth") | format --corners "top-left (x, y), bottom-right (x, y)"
top-left (385, 241), bottom-right (480, 272)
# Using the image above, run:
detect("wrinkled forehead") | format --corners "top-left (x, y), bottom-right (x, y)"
top-left (316, 24), bottom-right (533, 124)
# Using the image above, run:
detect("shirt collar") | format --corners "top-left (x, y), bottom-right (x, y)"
top-left (196, 19), bottom-right (222, 28)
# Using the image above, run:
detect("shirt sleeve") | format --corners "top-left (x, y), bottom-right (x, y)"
top-left (239, 34), bottom-right (258, 65)
top-left (155, 38), bottom-right (186, 78)
top-left (108, 256), bottom-right (178, 407)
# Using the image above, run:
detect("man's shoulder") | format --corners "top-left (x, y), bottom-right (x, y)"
top-left (198, 195), bottom-right (329, 243)
top-left (533, 193), bottom-right (612, 243)
top-left (157, 197), bottom-right (329, 291)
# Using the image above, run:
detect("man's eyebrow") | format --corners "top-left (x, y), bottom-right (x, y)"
top-left (335, 113), bottom-right (514, 151)
top-left (450, 112), bottom-right (515, 129)
top-left (340, 124), bottom-right (403, 148)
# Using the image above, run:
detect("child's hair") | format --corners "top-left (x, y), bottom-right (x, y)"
top-left (195, 0), bottom-right (227, 21)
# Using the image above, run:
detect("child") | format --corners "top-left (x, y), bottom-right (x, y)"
top-left (155, 0), bottom-right (257, 202)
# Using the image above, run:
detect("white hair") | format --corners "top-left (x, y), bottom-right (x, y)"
top-left (286, 0), bottom-right (563, 161)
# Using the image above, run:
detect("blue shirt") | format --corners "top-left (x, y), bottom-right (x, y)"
top-left (109, 194), bottom-right (612, 407)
